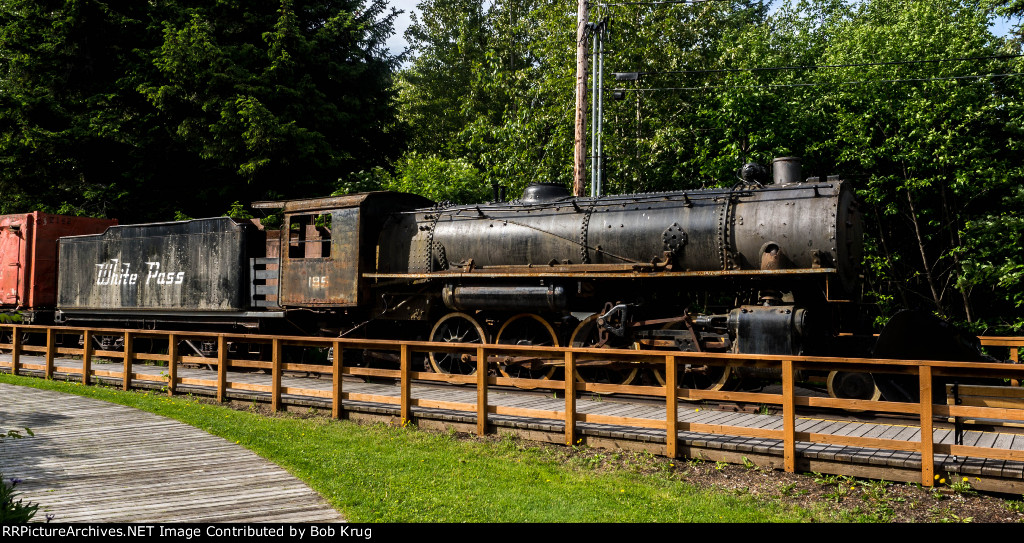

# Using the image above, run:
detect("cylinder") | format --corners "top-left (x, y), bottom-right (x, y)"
top-left (442, 284), bottom-right (567, 312)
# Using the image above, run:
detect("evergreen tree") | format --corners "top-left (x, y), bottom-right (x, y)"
top-left (0, 0), bottom-right (403, 221)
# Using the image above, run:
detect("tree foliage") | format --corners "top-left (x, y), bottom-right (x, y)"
top-left (1, 0), bottom-right (1021, 333)
top-left (0, 0), bottom-right (402, 222)
top-left (395, 0), bottom-right (1024, 333)
top-left (335, 152), bottom-right (489, 204)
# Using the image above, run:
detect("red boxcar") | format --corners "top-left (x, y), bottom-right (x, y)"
top-left (0, 212), bottom-right (117, 322)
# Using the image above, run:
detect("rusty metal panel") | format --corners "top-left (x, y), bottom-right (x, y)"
top-left (57, 217), bottom-right (255, 312)
top-left (277, 192), bottom-right (433, 308)
top-left (0, 213), bottom-right (117, 310)
top-left (279, 207), bottom-right (358, 306)
top-left (0, 220), bottom-right (22, 306)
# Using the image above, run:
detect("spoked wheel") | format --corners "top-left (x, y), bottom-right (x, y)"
top-left (826, 371), bottom-right (881, 401)
top-left (651, 363), bottom-right (732, 390)
top-left (640, 322), bottom-right (731, 390)
top-left (428, 312), bottom-right (487, 375)
top-left (495, 314), bottom-right (558, 382)
top-left (569, 314), bottom-right (638, 386)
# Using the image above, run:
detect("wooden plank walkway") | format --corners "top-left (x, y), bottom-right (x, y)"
top-left (5, 354), bottom-right (1024, 492)
top-left (0, 383), bottom-right (345, 523)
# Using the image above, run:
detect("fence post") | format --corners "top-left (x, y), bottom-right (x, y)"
top-left (45, 327), bottom-right (55, 380)
top-left (782, 359), bottom-right (796, 473)
top-left (216, 335), bottom-right (227, 402)
top-left (82, 327), bottom-right (94, 383)
top-left (10, 325), bottom-right (19, 376)
top-left (564, 350), bottom-right (576, 446)
top-left (82, 330), bottom-right (92, 385)
top-left (123, 331), bottom-right (133, 391)
top-left (477, 346), bottom-right (488, 436)
top-left (400, 343), bottom-right (411, 426)
top-left (332, 340), bottom-right (342, 419)
top-left (665, 354), bottom-right (678, 458)
top-left (1011, 346), bottom-right (1019, 387)
top-left (919, 365), bottom-right (935, 486)
top-left (271, 338), bottom-right (282, 412)
top-left (166, 333), bottom-right (177, 396)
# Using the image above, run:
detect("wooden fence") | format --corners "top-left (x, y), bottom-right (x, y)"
top-left (1, 324), bottom-right (1022, 487)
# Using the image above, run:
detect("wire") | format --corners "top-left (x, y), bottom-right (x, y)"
top-left (618, 54), bottom-right (1024, 78)
top-left (612, 72), bottom-right (1024, 93)
top-left (598, 0), bottom-right (736, 5)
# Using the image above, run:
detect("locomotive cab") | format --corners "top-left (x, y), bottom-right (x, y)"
top-left (255, 192), bottom-right (434, 310)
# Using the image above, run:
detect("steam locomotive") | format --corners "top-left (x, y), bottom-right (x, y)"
top-left (3, 157), bottom-right (872, 392)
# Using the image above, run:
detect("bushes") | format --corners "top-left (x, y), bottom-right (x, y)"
top-left (0, 476), bottom-right (38, 523)
top-left (335, 153), bottom-right (493, 205)
top-left (1, 428), bottom-right (36, 523)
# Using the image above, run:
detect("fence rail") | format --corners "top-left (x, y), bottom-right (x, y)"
top-left (1, 324), bottom-right (1022, 487)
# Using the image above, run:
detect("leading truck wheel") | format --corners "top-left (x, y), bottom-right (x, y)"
top-left (636, 321), bottom-right (731, 390)
top-left (495, 313), bottom-right (558, 383)
top-left (651, 364), bottom-right (732, 391)
top-left (428, 312), bottom-right (487, 375)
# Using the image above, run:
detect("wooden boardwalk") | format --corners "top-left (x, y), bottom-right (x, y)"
top-left (5, 353), bottom-right (1024, 494)
top-left (0, 382), bottom-right (345, 523)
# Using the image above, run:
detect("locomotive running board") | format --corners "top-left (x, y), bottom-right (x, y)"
top-left (365, 267), bottom-right (838, 280)
top-left (56, 309), bottom-right (285, 319)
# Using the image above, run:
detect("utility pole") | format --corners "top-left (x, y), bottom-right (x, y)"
top-left (573, 0), bottom-right (589, 197)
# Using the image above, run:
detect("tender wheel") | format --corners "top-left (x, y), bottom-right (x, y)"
top-left (569, 314), bottom-right (637, 386)
top-left (428, 312), bottom-right (487, 375)
top-left (495, 314), bottom-right (558, 381)
top-left (827, 371), bottom-right (881, 401)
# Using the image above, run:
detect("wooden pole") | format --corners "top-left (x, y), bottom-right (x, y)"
top-left (400, 343), bottom-right (411, 425)
top-left (332, 340), bottom-right (342, 419)
top-left (573, 0), bottom-right (590, 197)
top-left (782, 359), bottom-right (796, 472)
top-left (919, 365), bottom-right (935, 486)
top-left (166, 333), bottom-right (177, 395)
top-left (477, 346), bottom-right (488, 436)
top-left (11, 326), bottom-right (20, 375)
top-left (565, 350), bottom-right (576, 445)
top-left (1011, 346), bottom-right (1019, 387)
top-left (123, 331), bottom-right (133, 391)
top-left (665, 354), bottom-right (678, 458)
top-left (44, 327), bottom-right (55, 380)
top-left (271, 338), bottom-right (282, 412)
top-left (82, 330), bottom-right (92, 386)
top-left (216, 335), bottom-right (227, 402)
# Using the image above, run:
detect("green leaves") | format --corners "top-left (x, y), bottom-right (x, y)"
top-left (384, 152), bottom-right (491, 204)
top-left (395, 0), bottom-right (1023, 332)
top-left (0, 0), bottom-right (403, 222)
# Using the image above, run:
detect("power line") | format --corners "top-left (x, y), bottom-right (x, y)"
top-left (614, 54), bottom-right (1024, 79)
top-left (598, 0), bottom-right (735, 6)
top-left (612, 72), bottom-right (1023, 93)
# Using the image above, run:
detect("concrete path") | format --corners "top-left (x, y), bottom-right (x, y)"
top-left (0, 383), bottom-right (345, 522)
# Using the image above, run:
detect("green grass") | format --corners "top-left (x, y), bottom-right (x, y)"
top-left (0, 373), bottom-right (856, 522)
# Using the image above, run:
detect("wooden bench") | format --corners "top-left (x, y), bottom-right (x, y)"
top-left (946, 383), bottom-right (1024, 445)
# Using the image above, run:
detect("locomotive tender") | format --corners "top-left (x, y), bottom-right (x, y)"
top-left (48, 156), bottom-right (863, 388)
